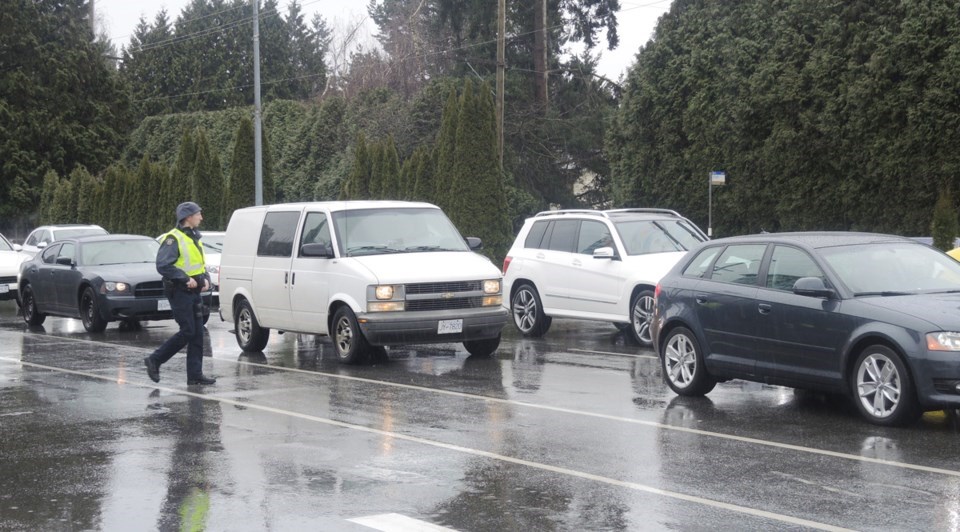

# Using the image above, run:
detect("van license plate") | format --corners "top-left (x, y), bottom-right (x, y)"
top-left (437, 319), bottom-right (463, 334)
top-left (0, 285), bottom-right (7, 294)
top-left (158, 300), bottom-right (171, 311)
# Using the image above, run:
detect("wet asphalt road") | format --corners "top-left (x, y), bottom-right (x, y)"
top-left (1, 300), bottom-right (959, 532)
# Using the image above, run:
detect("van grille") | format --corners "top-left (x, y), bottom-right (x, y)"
top-left (406, 281), bottom-right (481, 294)
top-left (135, 281), bottom-right (165, 298)
top-left (407, 297), bottom-right (484, 311)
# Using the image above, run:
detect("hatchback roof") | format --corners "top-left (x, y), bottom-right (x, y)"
top-left (706, 231), bottom-right (915, 249)
top-left (63, 234), bottom-right (153, 244)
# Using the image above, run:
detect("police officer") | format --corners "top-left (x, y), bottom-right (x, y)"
top-left (144, 201), bottom-right (216, 385)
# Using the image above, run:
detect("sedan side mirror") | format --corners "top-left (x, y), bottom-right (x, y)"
top-left (793, 277), bottom-right (835, 299)
top-left (466, 237), bottom-right (483, 251)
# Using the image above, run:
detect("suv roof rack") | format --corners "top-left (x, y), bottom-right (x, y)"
top-left (605, 208), bottom-right (682, 217)
top-left (534, 209), bottom-right (608, 218)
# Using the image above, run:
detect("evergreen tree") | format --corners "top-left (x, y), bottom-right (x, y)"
top-left (39, 171), bottom-right (60, 226)
top-left (342, 133), bottom-right (370, 199)
top-left (226, 116), bottom-right (256, 216)
top-left (381, 135), bottom-right (401, 199)
top-left (411, 146), bottom-right (436, 203)
top-left (931, 188), bottom-right (959, 251)
top-left (450, 80), bottom-right (512, 260)
top-left (72, 166), bottom-right (97, 225)
top-left (50, 175), bottom-right (77, 225)
top-left (368, 141), bottom-right (385, 200)
top-left (434, 87), bottom-right (460, 210)
top-left (192, 129), bottom-right (226, 230)
top-left (173, 129), bottom-right (197, 206)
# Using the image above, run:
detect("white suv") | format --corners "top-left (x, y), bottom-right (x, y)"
top-left (502, 209), bottom-right (707, 346)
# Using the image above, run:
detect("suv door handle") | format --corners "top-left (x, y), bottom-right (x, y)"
top-left (572, 259), bottom-right (582, 267)
top-left (535, 253), bottom-right (545, 260)
top-left (758, 303), bottom-right (772, 315)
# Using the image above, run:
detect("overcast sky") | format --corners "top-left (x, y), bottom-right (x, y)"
top-left (95, 0), bottom-right (673, 82)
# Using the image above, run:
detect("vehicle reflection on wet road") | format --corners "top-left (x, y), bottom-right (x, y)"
top-left (0, 301), bottom-right (958, 531)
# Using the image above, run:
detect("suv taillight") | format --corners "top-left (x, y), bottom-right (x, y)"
top-left (502, 256), bottom-right (512, 274)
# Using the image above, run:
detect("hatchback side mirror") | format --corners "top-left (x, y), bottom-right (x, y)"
top-left (466, 237), bottom-right (482, 251)
top-left (55, 256), bottom-right (74, 267)
top-left (793, 277), bottom-right (835, 299)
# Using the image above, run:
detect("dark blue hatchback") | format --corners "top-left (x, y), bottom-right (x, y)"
top-left (651, 232), bottom-right (960, 426)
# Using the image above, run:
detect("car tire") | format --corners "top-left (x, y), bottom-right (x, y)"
top-left (511, 283), bottom-right (551, 337)
top-left (661, 326), bottom-right (716, 396)
top-left (629, 289), bottom-right (655, 347)
top-left (80, 287), bottom-right (108, 333)
top-left (21, 285), bottom-right (45, 326)
top-left (235, 299), bottom-right (269, 352)
top-left (851, 345), bottom-right (921, 427)
top-left (463, 334), bottom-right (501, 357)
top-left (332, 306), bottom-right (371, 364)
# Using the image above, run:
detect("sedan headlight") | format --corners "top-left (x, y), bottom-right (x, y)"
top-left (927, 332), bottom-right (960, 351)
top-left (483, 279), bottom-right (501, 294)
top-left (102, 281), bottom-right (129, 293)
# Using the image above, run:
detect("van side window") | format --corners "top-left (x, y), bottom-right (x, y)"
top-left (257, 211), bottom-right (300, 257)
top-left (299, 212), bottom-right (332, 256)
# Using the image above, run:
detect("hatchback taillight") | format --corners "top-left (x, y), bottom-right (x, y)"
top-left (502, 256), bottom-right (512, 274)
top-left (654, 283), bottom-right (661, 300)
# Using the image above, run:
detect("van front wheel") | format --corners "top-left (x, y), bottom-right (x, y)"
top-left (463, 334), bottom-right (501, 357)
top-left (333, 306), bottom-right (371, 364)
top-left (235, 299), bottom-right (269, 352)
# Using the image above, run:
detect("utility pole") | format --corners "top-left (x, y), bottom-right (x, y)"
top-left (89, 0), bottom-right (96, 36)
top-left (496, 0), bottom-right (505, 170)
top-left (252, 0), bottom-right (264, 206)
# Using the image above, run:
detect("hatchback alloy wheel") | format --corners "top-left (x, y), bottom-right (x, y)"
top-left (661, 327), bottom-right (716, 396)
top-left (852, 345), bottom-right (920, 426)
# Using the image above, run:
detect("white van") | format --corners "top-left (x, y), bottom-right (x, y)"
top-left (219, 201), bottom-right (509, 363)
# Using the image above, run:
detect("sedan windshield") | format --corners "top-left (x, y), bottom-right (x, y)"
top-left (81, 240), bottom-right (159, 266)
top-left (332, 208), bottom-right (469, 257)
top-left (55, 227), bottom-right (107, 241)
top-left (820, 242), bottom-right (960, 295)
top-left (614, 220), bottom-right (706, 255)
top-left (202, 233), bottom-right (225, 254)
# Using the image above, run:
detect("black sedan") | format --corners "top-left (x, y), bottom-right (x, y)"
top-left (652, 232), bottom-right (960, 426)
top-left (18, 234), bottom-right (209, 332)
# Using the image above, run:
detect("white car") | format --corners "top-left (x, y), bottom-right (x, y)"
top-left (0, 232), bottom-right (28, 303)
top-left (22, 224), bottom-right (108, 257)
top-left (501, 208), bottom-right (707, 346)
top-left (200, 231), bottom-right (225, 305)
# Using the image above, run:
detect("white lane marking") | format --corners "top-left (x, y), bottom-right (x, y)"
top-left (348, 513), bottom-right (457, 531)
top-left (0, 357), bottom-right (855, 532)
top-left (0, 411), bottom-right (33, 417)
top-left (4, 336), bottom-right (960, 479)
top-left (568, 347), bottom-right (657, 359)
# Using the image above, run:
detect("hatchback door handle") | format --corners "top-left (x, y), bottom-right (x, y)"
top-left (695, 295), bottom-right (708, 305)
top-left (758, 303), bottom-right (772, 314)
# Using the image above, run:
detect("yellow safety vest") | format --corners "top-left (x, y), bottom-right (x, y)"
top-left (162, 228), bottom-right (206, 277)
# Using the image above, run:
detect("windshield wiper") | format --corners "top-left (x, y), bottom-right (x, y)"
top-left (346, 245), bottom-right (401, 256)
top-left (853, 291), bottom-right (913, 297)
top-left (404, 245), bottom-right (459, 252)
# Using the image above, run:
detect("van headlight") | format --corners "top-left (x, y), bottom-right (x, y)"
top-left (368, 285), bottom-right (405, 312)
top-left (483, 279), bottom-right (501, 294)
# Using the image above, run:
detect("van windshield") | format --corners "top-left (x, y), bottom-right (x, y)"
top-left (332, 207), bottom-right (469, 257)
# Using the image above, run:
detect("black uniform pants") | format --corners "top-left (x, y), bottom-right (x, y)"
top-left (149, 288), bottom-right (204, 379)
